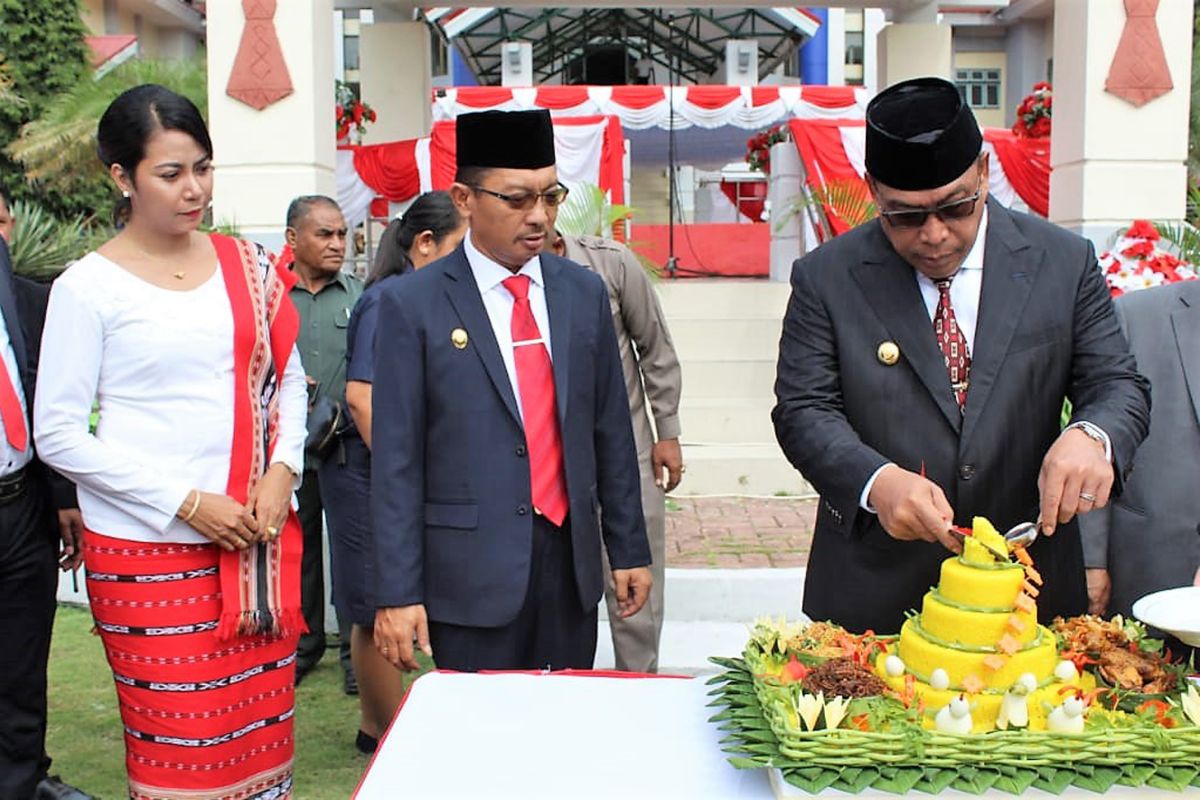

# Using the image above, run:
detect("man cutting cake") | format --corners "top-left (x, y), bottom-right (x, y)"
top-left (772, 77), bottom-right (1150, 635)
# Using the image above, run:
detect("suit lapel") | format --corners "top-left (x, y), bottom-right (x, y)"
top-left (541, 255), bottom-right (572, 422)
top-left (0, 248), bottom-right (26, 377)
top-left (851, 223), bottom-right (963, 433)
top-left (960, 202), bottom-right (1039, 446)
top-left (442, 249), bottom-right (523, 427)
top-left (1171, 285), bottom-right (1200, 429)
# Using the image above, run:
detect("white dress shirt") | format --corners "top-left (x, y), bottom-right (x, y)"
top-left (463, 231), bottom-right (553, 422)
top-left (34, 252), bottom-right (308, 543)
top-left (0, 311), bottom-right (32, 475)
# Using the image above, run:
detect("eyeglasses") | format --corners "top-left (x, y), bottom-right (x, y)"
top-left (470, 183), bottom-right (570, 212)
top-left (879, 190), bottom-right (981, 229)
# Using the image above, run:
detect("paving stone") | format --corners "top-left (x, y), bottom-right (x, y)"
top-left (665, 497), bottom-right (816, 569)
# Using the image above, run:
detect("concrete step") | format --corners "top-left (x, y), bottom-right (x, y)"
top-left (678, 397), bottom-right (778, 445)
top-left (678, 359), bottom-right (776, 399)
top-left (596, 567), bottom-right (808, 674)
top-left (656, 279), bottom-right (791, 320)
top-left (678, 443), bottom-right (812, 497)
top-left (669, 317), bottom-right (783, 362)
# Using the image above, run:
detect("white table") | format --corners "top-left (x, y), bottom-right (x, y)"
top-left (353, 671), bottom-right (1196, 799)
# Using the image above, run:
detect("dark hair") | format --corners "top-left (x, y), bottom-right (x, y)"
top-left (367, 191), bottom-right (463, 286)
top-left (453, 165), bottom-right (491, 187)
top-left (97, 84), bottom-right (212, 227)
top-left (286, 195), bottom-right (341, 230)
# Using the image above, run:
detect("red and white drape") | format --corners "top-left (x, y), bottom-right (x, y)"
top-left (432, 85), bottom-right (867, 130)
top-left (789, 118), bottom-right (1050, 237)
top-left (336, 115), bottom-right (625, 228)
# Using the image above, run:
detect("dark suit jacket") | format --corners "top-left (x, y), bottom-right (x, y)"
top-left (0, 241), bottom-right (72, 522)
top-left (1079, 280), bottom-right (1200, 617)
top-left (370, 245), bottom-right (650, 628)
top-left (772, 199), bottom-right (1150, 634)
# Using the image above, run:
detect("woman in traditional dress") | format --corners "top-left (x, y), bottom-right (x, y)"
top-left (325, 191), bottom-right (464, 754)
top-left (34, 84), bottom-right (307, 800)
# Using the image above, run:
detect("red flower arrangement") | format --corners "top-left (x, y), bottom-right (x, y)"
top-left (1013, 82), bottom-right (1052, 138)
top-left (1098, 218), bottom-right (1197, 297)
top-left (746, 124), bottom-right (790, 174)
top-left (335, 80), bottom-right (377, 142)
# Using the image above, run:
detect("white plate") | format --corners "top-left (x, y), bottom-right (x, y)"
top-left (1131, 586), bottom-right (1200, 647)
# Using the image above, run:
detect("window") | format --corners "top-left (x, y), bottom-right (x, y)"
top-left (955, 68), bottom-right (1001, 109)
top-left (845, 31), bottom-right (864, 66)
top-left (430, 29), bottom-right (448, 77)
top-left (344, 34), bottom-right (360, 72)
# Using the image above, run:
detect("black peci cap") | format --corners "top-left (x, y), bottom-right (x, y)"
top-left (865, 77), bottom-right (982, 191)
top-left (456, 109), bottom-right (556, 170)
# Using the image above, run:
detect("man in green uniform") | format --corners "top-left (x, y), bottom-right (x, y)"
top-left (285, 195), bottom-right (363, 689)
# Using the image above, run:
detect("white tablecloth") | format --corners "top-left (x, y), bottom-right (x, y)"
top-left (353, 671), bottom-right (1196, 799)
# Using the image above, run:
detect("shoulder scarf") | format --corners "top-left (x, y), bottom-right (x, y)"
top-left (211, 233), bottom-right (304, 640)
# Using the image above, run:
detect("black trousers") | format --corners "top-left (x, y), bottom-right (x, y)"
top-left (429, 515), bottom-right (598, 672)
top-left (0, 481), bottom-right (55, 800)
top-left (296, 468), bottom-right (351, 676)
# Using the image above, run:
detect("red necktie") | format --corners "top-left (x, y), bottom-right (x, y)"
top-left (502, 275), bottom-right (568, 526)
top-left (0, 357), bottom-right (27, 451)
top-left (933, 278), bottom-right (971, 411)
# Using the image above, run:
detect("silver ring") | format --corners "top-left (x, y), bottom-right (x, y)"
top-left (1079, 492), bottom-right (1096, 503)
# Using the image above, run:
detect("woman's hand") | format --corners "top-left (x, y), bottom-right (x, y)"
top-left (183, 491), bottom-right (259, 551)
top-left (247, 463), bottom-right (294, 542)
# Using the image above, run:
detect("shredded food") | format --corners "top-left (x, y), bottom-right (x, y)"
top-left (801, 656), bottom-right (889, 698)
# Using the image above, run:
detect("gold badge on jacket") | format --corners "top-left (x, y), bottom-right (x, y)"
top-left (451, 328), bottom-right (469, 350)
top-left (877, 341), bottom-right (900, 366)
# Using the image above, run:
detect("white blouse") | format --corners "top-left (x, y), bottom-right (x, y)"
top-left (34, 252), bottom-right (308, 543)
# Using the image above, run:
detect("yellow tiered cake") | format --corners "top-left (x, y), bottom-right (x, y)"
top-left (876, 517), bottom-right (1088, 731)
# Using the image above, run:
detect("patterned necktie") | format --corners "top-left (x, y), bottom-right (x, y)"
top-left (933, 277), bottom-right (971, 411)
top-left (502, 275), bottom-right (569, 526)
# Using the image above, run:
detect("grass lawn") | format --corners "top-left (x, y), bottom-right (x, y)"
top-left (45, 604), bottom-right (428, 799)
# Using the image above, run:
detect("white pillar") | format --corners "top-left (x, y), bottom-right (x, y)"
top-left (876, 2), bottom-right (952, 88)
top-left (825, 9), bottom-right (846, 87)
top-left (1049, 0), bottom-right (1193, 244)
top-left (768, 140), bottom-right (804, 282)
top-left (360, 11), bottom-right (432, 142)
top-left (207, 0), bottom-right (336, 249)
top-left (862, 9), bottom-right (887, 94)
top-left (724, 40), bottom-right (760, 86)
top-left (500, 41), bottom-right (534, 87)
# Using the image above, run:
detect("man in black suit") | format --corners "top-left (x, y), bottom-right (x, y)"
top-left (371, 110), bottom-right (652, 672)
top-left (0, 231), bottom-right (89, 799)
top-left (772, 78), bottom-right (1150, 635)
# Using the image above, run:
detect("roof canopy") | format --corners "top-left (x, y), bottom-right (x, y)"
top-left (422, 7), bottom-right (822, 85)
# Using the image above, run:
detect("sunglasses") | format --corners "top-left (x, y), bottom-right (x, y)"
top-left (879, 190), bottom-right (981, 229)
top-left (470, 183), bottom-right (570, 212)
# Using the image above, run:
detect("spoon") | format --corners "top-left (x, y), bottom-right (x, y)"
top-left (1003, 521), bottom-right (1040, 551)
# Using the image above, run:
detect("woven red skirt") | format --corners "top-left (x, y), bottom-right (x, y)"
top-left (83, 531), bottom-right (298, 800)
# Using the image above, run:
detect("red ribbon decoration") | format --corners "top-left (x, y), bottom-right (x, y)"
top-left (1105, 0), bottom-right (1173, 107)
top-left (226, 0), bottom-right (294, 111)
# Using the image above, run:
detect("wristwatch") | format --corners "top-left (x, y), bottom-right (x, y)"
top-left (1068, 420), bottom-right (1111, 461)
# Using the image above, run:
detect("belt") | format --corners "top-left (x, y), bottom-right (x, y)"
top-left (0, 465), bottom-right (29, 505)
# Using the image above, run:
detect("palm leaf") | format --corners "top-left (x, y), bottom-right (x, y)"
top-left (7, 57), bottom-right (207, 190)
top-left (778, 178), bottom-right (878, 237)
top-left (555, 181), bottom-right (635, 238)
top-left (1152, 219), bottom-right (1200, 266)
top-left (6, 200), bottom-right (96, 281)
top-left (0, 56), bottom-right (26, 109)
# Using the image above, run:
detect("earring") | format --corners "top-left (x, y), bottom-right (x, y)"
top-left (122, 190), bottom-right (130, 198)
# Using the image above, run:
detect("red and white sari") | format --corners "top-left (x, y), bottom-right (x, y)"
top-left (84, 235), bottom-right (304, 800)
